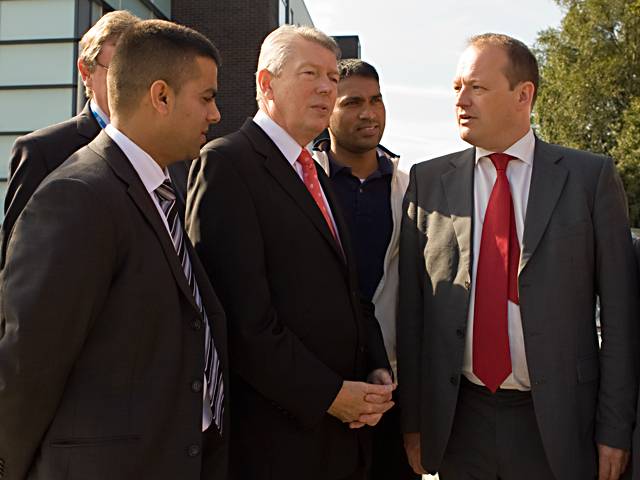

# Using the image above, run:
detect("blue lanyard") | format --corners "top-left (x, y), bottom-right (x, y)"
top-left (90, 104), bottom-right (108, 129)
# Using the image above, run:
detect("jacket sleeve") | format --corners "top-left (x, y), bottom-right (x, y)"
top-left (359, 294), bottom-right (392, 375)
top-left (2, 136), bottom-right (49, 267)
top-left (0, 178), bottom-right (115, 480)
top-left (593, 158), bottom-right (640, 450)
top-left (185, 148), bottom-right (343, 430)
top-left (397, 165), bottom-right (426, 433)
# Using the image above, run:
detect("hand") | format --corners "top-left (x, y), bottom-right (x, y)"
top-left (328, 381), bottom-right (394, 426)
top-left (404, 432), bottom-right (427, 475)
top-left (598, 444), bottom-right (629, 480)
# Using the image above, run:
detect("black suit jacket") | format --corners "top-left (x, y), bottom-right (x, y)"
top-left (398, 139), bottom-right (639, 479)
top-left (186, 119), bottom-right (390, 480)
top-left (0, 131), bottom-right (229, 480)
top-left (2, 103), bottom-right (189, 267)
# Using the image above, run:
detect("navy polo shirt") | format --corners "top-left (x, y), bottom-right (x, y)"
top-left (328, 152), bottom-right (393, 301)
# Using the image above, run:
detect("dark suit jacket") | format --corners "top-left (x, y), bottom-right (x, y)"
top-left (1, 103), bottom-right (190, 268)
top-left (630, 237), bottom-right (640, 480)
top-left (186, 119), bottom-right (390, 480)
top-left (0, 131), bottom-right (229, 480)
top-left (398, 139), bottom-right (639, 480)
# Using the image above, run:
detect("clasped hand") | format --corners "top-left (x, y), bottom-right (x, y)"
top-left (327, 368), bottom-right (396, 429)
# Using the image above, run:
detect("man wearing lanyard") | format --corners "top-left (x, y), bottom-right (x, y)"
top-left (2, 11), bottom-right (138, 266)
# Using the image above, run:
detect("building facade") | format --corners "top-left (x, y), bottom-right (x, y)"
top-left (0, 0), bottom-right (349, 219)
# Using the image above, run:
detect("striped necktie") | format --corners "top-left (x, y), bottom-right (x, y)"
top-left (155, 179), bottom-right (224, 432)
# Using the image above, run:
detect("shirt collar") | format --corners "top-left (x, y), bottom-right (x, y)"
top-left (90, 100), bottom-right (110, 129)
top-left (105, 124), bottom-right (168, 195)
top-left (328, 150), bottom-right (394, 180)
top-left (475, 128), bottom-right (535, 166)
top-left (253, 109), bottom-right (308, 167)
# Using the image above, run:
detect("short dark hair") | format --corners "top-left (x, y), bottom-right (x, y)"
top-left (338, 59), bottom-right (379, 82)
top-left (468, 33), bottom-right (539, 106)
top-left (108, 19), bottom-right (221, 116)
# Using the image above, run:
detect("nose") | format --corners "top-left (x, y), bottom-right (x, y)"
top-left (317, 75), bottom-right (336, 96)
top-left (455, 86), bottom-right (470, 108)
top-left (359, 105), bottom-right (376, 120)
top-left (208, 101), bottom-right (221, 124)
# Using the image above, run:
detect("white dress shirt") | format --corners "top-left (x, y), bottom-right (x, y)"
top-left (104, 125), bottom-right (171, 235)
top-left (462, 128), bottom-right (535, 391)
top-left (105, 125), bottom-right (215, 429)
top-left (253, 109), bottom-right (341, 242)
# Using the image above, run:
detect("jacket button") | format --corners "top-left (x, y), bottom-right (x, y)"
top-left (187, 444), bottom-right (200, 457)
top-left (456, 328), bottom-right (464, 338)
top-left (359, 346), bottom-right (366, 354)
top-left (191, 380), bottom-right (203, 393)
top-left (192, 319), bottom-right (202, 331)
top-left (449, 375), bottom-right (458, 385)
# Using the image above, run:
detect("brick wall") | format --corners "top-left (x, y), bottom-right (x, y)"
top-left (172, 0), bottom-right (279, 138)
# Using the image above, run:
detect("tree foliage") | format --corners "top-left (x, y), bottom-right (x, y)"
top-left (534, 0), bottom-right (640, 225)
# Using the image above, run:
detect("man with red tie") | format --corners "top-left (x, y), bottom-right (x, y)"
top-left (398, 33), bottom-right (638, 480)
top-left (185, 25), bottom-right (394, 480)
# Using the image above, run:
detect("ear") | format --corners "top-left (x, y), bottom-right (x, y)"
top-left (78, 59), bottom-right (92, 86)
top-left (517, 81), bottom-right (535, 110)
top-left (149, 80), bottom-right (172, 115)
top-left (257, 69), bottom-right (275, 101)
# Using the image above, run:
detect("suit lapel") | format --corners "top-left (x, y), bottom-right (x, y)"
top-left (441, 149), bottom-right (474, 275)
top-left (317, 167), bottom-right (349, 262)
top-left (90, 131), bottom-right (199, 312)
top-left (241, 120), bottom-right (344, 263)
top-left (519, 139), bottom-right (568, 274)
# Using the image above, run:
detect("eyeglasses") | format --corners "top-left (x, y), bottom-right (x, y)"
top-left (95, 61), bottom-right (109, 70)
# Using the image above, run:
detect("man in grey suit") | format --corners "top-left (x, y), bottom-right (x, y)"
top-left (398, 33), bottom-right (638, 480)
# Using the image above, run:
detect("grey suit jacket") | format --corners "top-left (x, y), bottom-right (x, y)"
top-left (0, 131), bottom-right (229, 480)
top-left (398, 138), bottom-right (639, 480)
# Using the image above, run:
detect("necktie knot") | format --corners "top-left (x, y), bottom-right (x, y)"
top-left (155, 179), bottom-right (176, 203)
top-left (489, 153), bottom-right (514, 172)
top-left (297, 149), bottom-right (314, 169)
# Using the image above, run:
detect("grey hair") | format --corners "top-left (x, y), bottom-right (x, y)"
top-left (255, 24), bottom-right (340, 108)
top-left (79, 10), bottom-right (140, 98)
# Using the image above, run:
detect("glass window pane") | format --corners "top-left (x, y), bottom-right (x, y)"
top-left (0, 88), bottom-right (73, 132)
top-left (0, 43), bottom-right (75, 86)
top-left (0, 180), bottom-right (7, 222)
top-left (0, 134), bottom-right (18, 179)
top-left (150, 0), bottom-right (170, 19)
top-left (105, 0), bottom-right (154, 19)
top-left (0, 0), bottom-right (76, 40)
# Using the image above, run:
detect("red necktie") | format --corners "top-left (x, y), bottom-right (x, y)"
top-left (473, 153), bottom-right (520, 393)
top-left (297, 149), bottom-right (338, 242)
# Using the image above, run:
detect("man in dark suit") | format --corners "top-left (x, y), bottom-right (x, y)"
top-left (186, 25), bottom-right (394, 480)
top-left (0, 20), bottom-right (228, 480)
top-left (1, 10), bottom-right (138, 266)
top-left (2, 10), bottom-right (190, 267)
top-left (398, 33), bottom-right (638, 480)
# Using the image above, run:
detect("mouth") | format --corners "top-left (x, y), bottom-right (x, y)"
top-left (310, 104), bottom-right (330, 114)
top-left (357, 124), bottom-right (379, 135)
top-left (458, 113), bottom-right (475, 124)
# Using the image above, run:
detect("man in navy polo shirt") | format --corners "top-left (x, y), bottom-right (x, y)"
top-left (314, 59), bottom-right (415, 480)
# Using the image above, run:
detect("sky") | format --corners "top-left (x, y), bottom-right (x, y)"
top-left (304, 0), bottom-right (565, 169)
